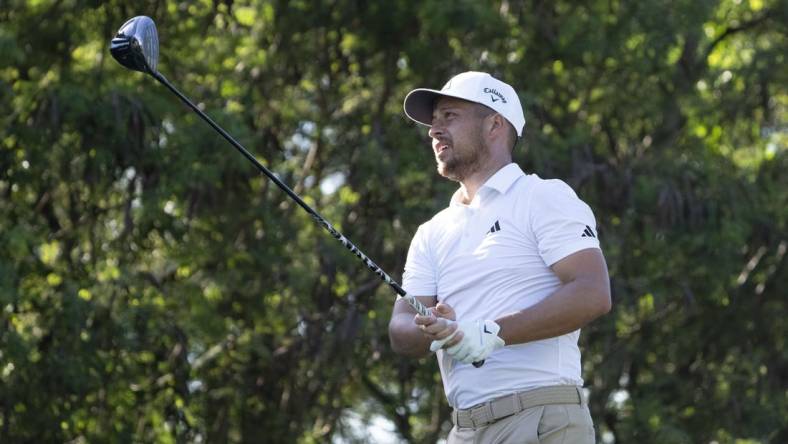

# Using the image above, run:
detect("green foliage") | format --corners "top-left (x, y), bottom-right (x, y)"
top-left (1, 0), bottom-right (786, 442)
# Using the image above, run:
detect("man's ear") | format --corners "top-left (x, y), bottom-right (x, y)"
top-left (488, 113), bottom-right (506, 138)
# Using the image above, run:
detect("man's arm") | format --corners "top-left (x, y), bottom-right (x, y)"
top-left (495, 248), bottom-right (611, 345)
top-left (389, 296), bottom-right (461, 358)
top-left (388, 295), bottom-right (436, 357)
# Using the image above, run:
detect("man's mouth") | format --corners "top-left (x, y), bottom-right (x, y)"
top-left (435, 141), bottom-right (451, 154)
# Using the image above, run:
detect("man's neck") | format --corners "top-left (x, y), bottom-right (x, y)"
top-left (456, 158), bottom-right (512, 205)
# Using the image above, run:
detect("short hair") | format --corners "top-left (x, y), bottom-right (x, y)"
top-left (474, 104), bottom-right (518, 152)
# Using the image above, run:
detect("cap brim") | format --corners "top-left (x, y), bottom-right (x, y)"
top-left (404, 88), bottom-right (492, 128)
top-left (403, 88), bottom-right (443, 127)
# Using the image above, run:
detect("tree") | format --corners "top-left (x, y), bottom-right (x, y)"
top-left (0, 0), bottom-right (785, 442)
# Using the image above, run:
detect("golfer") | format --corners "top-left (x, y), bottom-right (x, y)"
top-left (389, 71), bottom-right (611, 443)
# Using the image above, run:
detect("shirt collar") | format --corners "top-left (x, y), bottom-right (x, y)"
top-left (481, 163), bottom-right (524, 194)
top-left (449, 163), bottom-right (525, 207)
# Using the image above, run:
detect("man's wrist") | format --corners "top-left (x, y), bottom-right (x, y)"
top-left (490, 318), bottom-right (505, 343)
top-left (484, 319), bottom-right (504, 344)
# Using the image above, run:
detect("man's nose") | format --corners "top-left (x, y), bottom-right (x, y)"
top-left (428, 123), bottom-right (443, 139)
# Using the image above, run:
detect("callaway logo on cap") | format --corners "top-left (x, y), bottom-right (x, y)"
top-left (403, 71), bottom-right (526, 137)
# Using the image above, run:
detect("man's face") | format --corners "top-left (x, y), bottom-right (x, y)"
top-left (428, 97), bottom-right (490, 182)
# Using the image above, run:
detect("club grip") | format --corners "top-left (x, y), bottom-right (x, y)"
top-left (404, 295), bottom-right (486, 368)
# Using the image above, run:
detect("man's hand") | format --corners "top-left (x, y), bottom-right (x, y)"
top-left (413, 303), bottom-right (463, 351)
top-left (445, 319), bottom-right (505, 364)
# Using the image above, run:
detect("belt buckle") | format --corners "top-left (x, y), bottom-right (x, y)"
top-left (469, 403), bottom-right (492, 428)
top-left (489, 392), bottom-right (521, 422)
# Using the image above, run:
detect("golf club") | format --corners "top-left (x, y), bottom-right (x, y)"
top-left (109, 16), bottom-right (484, 367)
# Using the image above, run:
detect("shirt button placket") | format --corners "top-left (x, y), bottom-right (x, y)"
top-left (462, 207), bottom-right (475, 238)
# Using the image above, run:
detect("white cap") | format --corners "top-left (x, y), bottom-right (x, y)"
top-left (403, 71), bottom-right (525, 137)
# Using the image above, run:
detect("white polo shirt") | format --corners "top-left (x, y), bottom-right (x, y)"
top-left (402, 163), bottom-right (601, 409)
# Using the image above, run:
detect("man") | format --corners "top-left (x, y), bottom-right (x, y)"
top-left (388, 71), bottom-right (611, 443)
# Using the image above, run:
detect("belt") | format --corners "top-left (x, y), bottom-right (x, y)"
top-left (451, 385), bottom-right (584, 429)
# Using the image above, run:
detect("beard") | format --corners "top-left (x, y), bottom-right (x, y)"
top-left (436, 127), bottom-right (489, 182)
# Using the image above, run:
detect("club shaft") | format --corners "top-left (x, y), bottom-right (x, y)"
top-left (150, 71), bottom-right (484, 367)
top-left (149, 72), bottom-right (432, 317)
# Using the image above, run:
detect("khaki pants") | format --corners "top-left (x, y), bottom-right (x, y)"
top-left (447, 386), bottom-right (595, 444)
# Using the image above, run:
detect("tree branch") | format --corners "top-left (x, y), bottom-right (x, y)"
top-left (702, 10), bottom-right (773, 63)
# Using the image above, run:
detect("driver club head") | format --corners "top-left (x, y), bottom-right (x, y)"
top-left (110, 16), bottom-right (159, 74)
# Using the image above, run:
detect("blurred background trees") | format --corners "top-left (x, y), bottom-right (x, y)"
top-left (0, 0), bottom-right (785, 442)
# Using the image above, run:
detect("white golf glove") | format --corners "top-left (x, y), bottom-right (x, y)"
top-left (430, 319), bottom-right (505, 364)
top-left (429, 319), bottom-right (459, 352)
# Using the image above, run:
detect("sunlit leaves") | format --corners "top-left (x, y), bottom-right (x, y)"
top-left (0, 0), bottom-right (785, 442)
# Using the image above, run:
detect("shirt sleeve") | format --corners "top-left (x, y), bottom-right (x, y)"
top-left (530, 179), bottom-right (601, 266)
top-left (402, 224), bottom-right (438, 296)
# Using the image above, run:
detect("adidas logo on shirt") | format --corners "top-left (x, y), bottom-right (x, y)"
top-left (487, 220), bottom-right (501, 235)
top-left (581, 225), bottom-right (596, 238)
